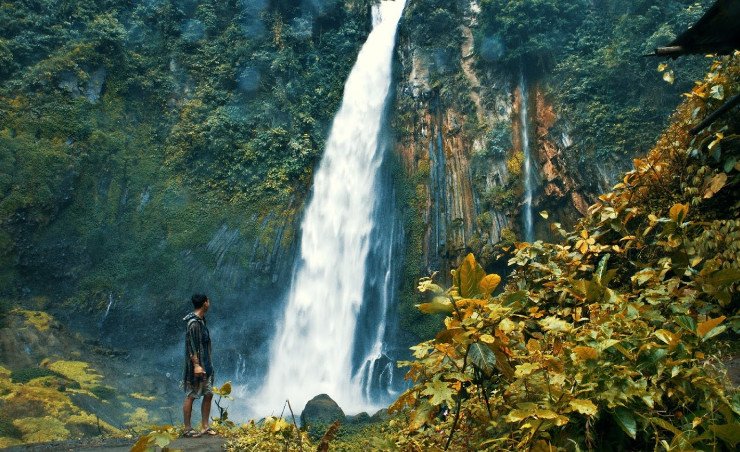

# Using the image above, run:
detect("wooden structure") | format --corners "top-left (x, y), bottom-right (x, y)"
top-left (650, 0), bottom-right (740, 58)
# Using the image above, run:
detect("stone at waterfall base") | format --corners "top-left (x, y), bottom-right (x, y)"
top-left (300, 394), bottom-right (346, 426)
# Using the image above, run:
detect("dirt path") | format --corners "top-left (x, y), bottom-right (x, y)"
top-left (1, 436), bottom-right (226, 452)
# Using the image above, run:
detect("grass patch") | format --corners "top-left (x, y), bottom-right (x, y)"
top-left (45, 360), bottom-right (102, 389)
top-left (130, 392), bottom-right (156, 401)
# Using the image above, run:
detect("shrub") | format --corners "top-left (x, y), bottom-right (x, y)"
top-left (10, 368), bottom-right (65, 384)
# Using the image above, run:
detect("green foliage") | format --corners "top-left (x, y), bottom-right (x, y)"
top-left (477, 0), bottom-right (589, 70)
top-left (10, 367), bottom-right (66, 384)
top-left (212, 381), bottom-right (235, 428)
top-left (402, 0), bottom-right (462, 51)
top-left (224, 417), bottom-right (312, 452)
top-left (389, 56), bottom-right (739, 450)
top-left (549, 0), bottom-right (714, 165)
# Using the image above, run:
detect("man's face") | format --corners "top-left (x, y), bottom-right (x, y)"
top-left (204, 298), bottom-right (210, 312)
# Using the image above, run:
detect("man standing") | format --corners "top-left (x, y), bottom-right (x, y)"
top-left (182, 293), bottom-right (216, 437)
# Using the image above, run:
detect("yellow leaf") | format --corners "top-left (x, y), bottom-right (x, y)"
top-left (479, 334), bottom-right (495, 344)
top-left (577, 240), bottom-right (588, 254)
top-left (416, 296), bottom-right (454, 314)
top-left (707, 132), bottom-right (724, 150)
top-left (654, 330), bottom-right (680, 350)
top-left (539, 210), bottom-right (549, 219)
top-left (479, 274), bottom-right (502, 298)
top-left (389, 389), bottom-right (416, 414)
top-left (569, 399), bottom-right (598, 416)
top-left (657, 63), bottom-right (667, 72)
top-left (457, 253), bottom-right (486, 298)
top-left (539, 316), bottom-right (573, 332)
top-left (697, 316), bottom-right (726, 338)
top-left (498, 318), bottom-right (517, 334)
top-left (214, 381), bottom-right (232, 396)
top-left (663, 70), bottom-right (674, 84)
top-left (514, 362), bottom-right (540, 378)
top-left (526, 339), bottom-right (541, 352)
top-left (554, 415), bottom-right (570, 426)
top-left (703, 173), bottom-right (727, 199)
top-left (572, 346), bottom-right (599, 361)
top-left (669, 203), bottom-right (688, 222)
top-left (535, 409), bottom-right (559, 419)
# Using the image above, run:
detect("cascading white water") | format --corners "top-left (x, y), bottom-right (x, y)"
top-left (255, 0), bottom-right (406, 416)
top-left (519, 73), bottom-right (535, 242)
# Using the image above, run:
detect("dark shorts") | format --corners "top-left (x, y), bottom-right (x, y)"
top-left (185, 373), bottom-right (214, 399)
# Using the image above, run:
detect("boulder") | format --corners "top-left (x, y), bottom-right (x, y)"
top-left (300, 394), bottom-right (345, 426)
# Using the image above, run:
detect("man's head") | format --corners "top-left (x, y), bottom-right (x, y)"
top-left (191, 293), bottom-right (209, 312)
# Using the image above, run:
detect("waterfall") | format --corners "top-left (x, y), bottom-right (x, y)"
top-left (519, 73), bottom-right (535, 242)
top-left (429, 124), bottom-right (447, 267)
top-left (255, 0), bottom-right (406, 416)
top-left (99, 293), bottom-right (114, 329)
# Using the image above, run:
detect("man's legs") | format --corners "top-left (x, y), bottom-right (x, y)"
top-left (200, 392), bottom-right (213, 430)
top-left (183, 396), bottom-right (195, 430)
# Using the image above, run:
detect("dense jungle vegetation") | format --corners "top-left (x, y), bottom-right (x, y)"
top-left (0, 0), bottom-right (373, 310)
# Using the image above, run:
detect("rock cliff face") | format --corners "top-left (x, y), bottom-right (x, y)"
top-left (393, 0), bottom-right (598, 275)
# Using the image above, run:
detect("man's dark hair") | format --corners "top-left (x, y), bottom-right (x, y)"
top-left (191, 293), bottom-right (208, 309)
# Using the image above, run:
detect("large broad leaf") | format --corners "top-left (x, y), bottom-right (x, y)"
top-left (613, 407), bottom-right (637, 439)
top-left (457, 253), bottom-right (486, 298)
top-left (569, 399), bottom-right (598, 416)
top-left (675, 315), bottom-right (696, 333)
top-left (468, 342), bottom-right (496, 377)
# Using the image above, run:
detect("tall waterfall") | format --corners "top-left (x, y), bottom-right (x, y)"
top-left (519, 73), bottom-right (535, 242)
top-left (255, 0), bottom-right (406, 415)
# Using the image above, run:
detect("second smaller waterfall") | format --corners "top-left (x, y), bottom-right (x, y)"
top-left (519, 73), bottom-right (535, 243)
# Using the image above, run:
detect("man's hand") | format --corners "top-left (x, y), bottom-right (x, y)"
top-left (194, 364), bottom-right (205, 378)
